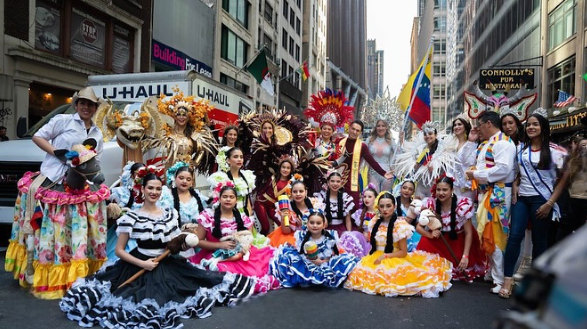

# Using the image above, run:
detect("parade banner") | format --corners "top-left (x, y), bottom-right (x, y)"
top-left (478, 68), bottom-right (535, 90)
top-left (35, 1), bottom-right (61, 54)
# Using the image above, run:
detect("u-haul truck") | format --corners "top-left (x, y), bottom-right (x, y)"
top-left (88, 69), bottom-right (253, 133)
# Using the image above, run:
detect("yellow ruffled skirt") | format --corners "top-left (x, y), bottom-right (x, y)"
top-left (344, 250), bottom-right (453, 298)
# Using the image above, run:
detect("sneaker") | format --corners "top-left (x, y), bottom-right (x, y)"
top-left (513, 256), bottom-right (532, 281)
top-left (490, 284), bottom-right (502, 294)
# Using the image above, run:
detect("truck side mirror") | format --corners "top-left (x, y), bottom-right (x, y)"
top-left (16, 117), bottom-right (27, 138)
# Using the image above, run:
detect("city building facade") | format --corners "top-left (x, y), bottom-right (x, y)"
top-left (277, 0), bottom-right (304, 115)
top-left (367, 39), bottom-right (384, 100)
top-left (1, 0), bottom-right (151, 138)
top-left (301, 0), bottom-right (327, 108)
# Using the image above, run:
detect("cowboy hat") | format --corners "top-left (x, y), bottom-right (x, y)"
top-left (72, 87), bottom-right (101, 104)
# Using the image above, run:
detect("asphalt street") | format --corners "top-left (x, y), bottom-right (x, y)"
top-left (0, 250), bottom-right (512, 329)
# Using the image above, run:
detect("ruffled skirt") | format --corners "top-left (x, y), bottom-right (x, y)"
top-left (59, 249), bottom-right (255, 329)
top-left (339, 231), bottom-right (371, 257)
top-left (5, 172), bottom-right (109, 299)
top-left (270, 245), bottom-right (358, 288)
top-left (344, 250), bottom-right (453, 298)
top-left (267, 227), bottom-right (296, 247)
top-left (191, 245), bottom-right (279, 293)
top-left (416, 231), bottom-right (487, 282)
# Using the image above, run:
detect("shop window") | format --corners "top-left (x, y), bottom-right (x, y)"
top-left (547, 56), bottom-right (575, 106)
top-left (33, 0), bottom-right (134, 73)
top-left (223, 0), bottom-right (249, 28)
top-left (221, 25), bottom-right (249, 68)
top-left (548, 0), bottom-right (576, 50)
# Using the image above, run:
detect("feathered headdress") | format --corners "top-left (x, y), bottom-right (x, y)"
top-left (157, 86), bottom-right (213, 134)
top-left (304, 88), bottom-right (354, 129)
top-left (421, 121), bottom-right (441, 134)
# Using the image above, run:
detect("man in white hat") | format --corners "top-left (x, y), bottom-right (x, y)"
top-left (32, 86), bottom-right (104, 184)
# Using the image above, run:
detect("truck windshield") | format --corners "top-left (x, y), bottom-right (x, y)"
top-left (22, 101), bottom-right (135, 138)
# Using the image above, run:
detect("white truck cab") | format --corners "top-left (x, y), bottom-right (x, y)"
top-left (0, 102), bottom-right (128, 225)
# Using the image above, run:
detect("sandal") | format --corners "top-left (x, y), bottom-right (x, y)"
top-left (498, 277), bottom-right (514, 299)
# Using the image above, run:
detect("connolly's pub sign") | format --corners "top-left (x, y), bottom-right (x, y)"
top-left (478, 68), bottom-right (535, 90)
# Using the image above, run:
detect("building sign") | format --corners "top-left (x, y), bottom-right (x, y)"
top-left (550, 110), bottom-right (587, 131)
top-left (94, 81), bottom-right (190, 102)
top-left (192, 77), bottom-right (252, 132)
top-left (479, 68), bottom-right (535, 90)
top-left (112, 24), bottom-right (132, 74)
top-left (70, 7), bottom-right (106, 68)
top-left (152, 40), bottom-right (213, 78)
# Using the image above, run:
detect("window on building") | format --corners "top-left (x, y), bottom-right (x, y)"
top-left (433, 85), bottom-right (446, 99)
top-left (297, 0), bottom-right (301, 9)
top-left (290, 9), bottom-right (295, 27)
top-left (432, 107), bottom-right (444, 123)
top-left (281, 59), bottom-right (288, 79)
top-left (288, 66), bottom-right (294, 83)
top-left (296, 17), bottom-right (301, 35)
top-left (264, 1), bottom-right (273, 23)
top-left (282, 29), bottom-right (288, 48)
top-left (433, 16), bottom-right (446, 32)
top-left (283, 1), bottom-right (289, 17)
top-left (548, 56), bottom-right (575, 107)
top-left (289, 37), bottom-right (294, 56)
top-left (295, 72), bottom-right (300, 88)
top-left (221, 25), bottom-right (248, 67)
top-left (220, 73), bottom-right (249, 94)
top-left (434, 40), bottom-right (446, 54)
top-left (295, 44), bottom-right (300, 61)
top-left (264, 33), bottom-right (274, 60)
top-left (433, 62), bottom-right (446, 76)
top-left (434, 0), bottom-right (446, 9)
top-left (548, 0), bottom-right (576, 50)
top-left (33, 1), bottom-right (135, 72)
top-left (222, 0), bottom-right (249, 28)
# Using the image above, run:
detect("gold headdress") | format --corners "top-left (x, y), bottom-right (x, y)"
top-left (157, 86), bottom-right (213, 135)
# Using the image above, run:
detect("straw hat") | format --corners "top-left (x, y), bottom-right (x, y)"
top-left (72, 87), bottom-right (101, 105)
top-left (69, 144), bottom-right (97, 165)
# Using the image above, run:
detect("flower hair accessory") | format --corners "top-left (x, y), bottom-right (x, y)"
top-left (166, 161), bottom-right (190, 186)
top-left (135, 165), bottom-right (164, 181)
top-left (215, 146), bottom-right (231, 172)
top-left (157, 86), bottom-right (213, 135)
top-left (211, 181), bottom-right (236, 208)
top-left (284, 173), bottom-right (304, 197)
top-left (430, 173), bottom-right (455, 197)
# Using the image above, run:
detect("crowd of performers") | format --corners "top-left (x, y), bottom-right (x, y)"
top-left (4, 85), bottom-right (587, 329)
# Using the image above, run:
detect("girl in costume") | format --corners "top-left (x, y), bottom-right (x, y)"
top-left (59, 174), bottom-right (255, 329)
top-left (351, 185), bottom-right (378, 240)
top-left (344, 192), bottom-right (453, 298)
top-left (339, 185), bottom-right (378, 257)
top-left (314, 171), bottom-right (370, 257)
top-left (416, 175), bottom-right (486, 282)
top-left (106, 163), bottom-right (173, 261)
top-left (502, 111), bottom-right (567, 298)
top-left (367, 120), bottom-right (396, 192)
top-left (303, 88), bottom-right (354, 194)
top-left (253, 155), bottom-right (296, 234)
top-left (270, 210), bottom-right (359, 288)
top-left (394, 179), bottom-right (421, 252)
top-left (447, 115), bottom-right (478, 200)
top-left (151, 87), bottom-right (217, 173)
top-left (501, 111), bottom-right (532, 282)
top-left (166, 162), bottom-right (209, 227)
top-left (191, 183), bottom-right (279, 293)
top-left (313, 171), bottom-right (355, 236)
top-left (6, 87), bottom-right (109, 299)
top-left (394, 121), bottom-right (458, 198)
top-left (267, 178), bottom-right (315, 247)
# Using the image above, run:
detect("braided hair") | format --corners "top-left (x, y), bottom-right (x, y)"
top-left (225, 147), bottom-right (252, 216)
top-left (298, 211), bottom-right (340, 256)
top-left (369, 192), bottom-right (397, 254)
top-left (324, 172), bottom-right (344, 225)
top-left (434, 176), bottom-right (458, 240)
top-left (212, 185), bottom-right (246, 239)
top-left (290, 181), bottom-right (313, 219)
top-left (171, 166), bottom-right (204, 226)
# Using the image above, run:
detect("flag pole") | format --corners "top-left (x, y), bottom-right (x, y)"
top-left (236, 46), bottom-right (268, 77)
top-left (389, 38), bottom-right (434, 177)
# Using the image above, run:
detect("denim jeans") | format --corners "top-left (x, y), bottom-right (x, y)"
top-left (504, 195), bottom-right (551, 277)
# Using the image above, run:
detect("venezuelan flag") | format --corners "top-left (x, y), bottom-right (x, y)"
top-left (397, 47), bottom-right (432, 129)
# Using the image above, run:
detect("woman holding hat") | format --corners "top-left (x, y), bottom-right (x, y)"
top-left (5, 87), bottom-right (111, 299)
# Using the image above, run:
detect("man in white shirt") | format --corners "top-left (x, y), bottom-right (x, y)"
top-left (466, 111), bottom-right (516, 294)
